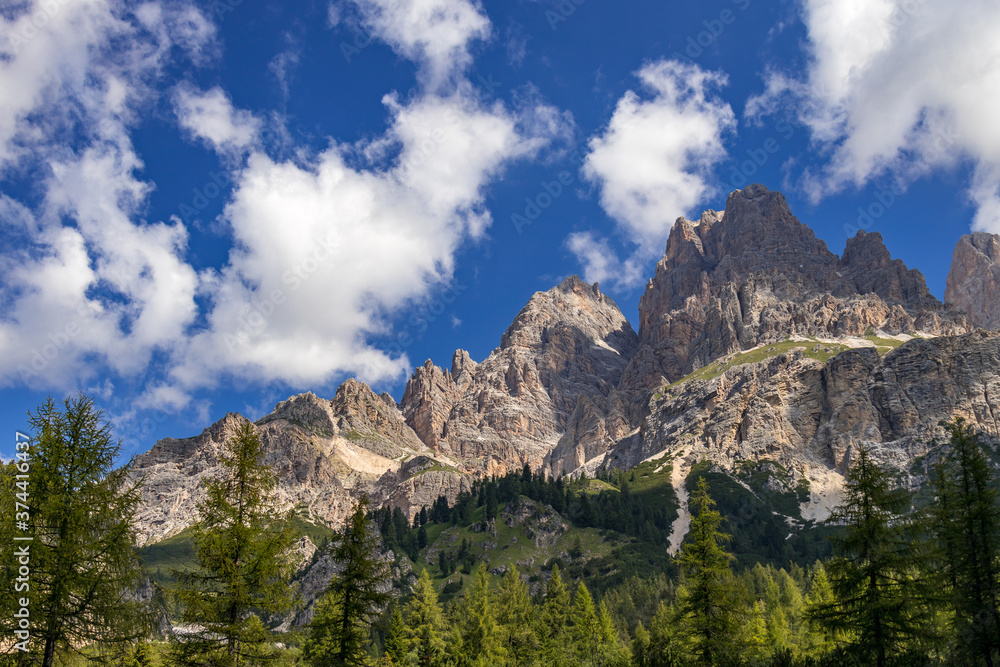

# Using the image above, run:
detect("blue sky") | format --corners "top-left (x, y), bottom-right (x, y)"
top-left (2, 0), bottom-right (997, 459)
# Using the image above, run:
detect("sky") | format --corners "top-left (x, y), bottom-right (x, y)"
top-left (2, 0), bottom-right (999, 460)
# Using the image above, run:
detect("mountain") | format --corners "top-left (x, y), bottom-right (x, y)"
top-left (132, 184), bottom-right (999, 554)
top-left (946, 231), bottom-right (1000, 330)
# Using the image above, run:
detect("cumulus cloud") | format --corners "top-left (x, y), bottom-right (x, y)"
top-left (0, 0), bottom-right (571, 417)
top-left (0, 0), bottom-right (209, 391)
top-left (748, 0), bottom-right (1000, 233)
top-left (571, 60), bottom-right (735, 289)
top-left (174, 85), bottom-right (261, 152)
top-left (350, 0), bottom-right (491, 91)
top-left (168, 90), bottom-right (551, 395)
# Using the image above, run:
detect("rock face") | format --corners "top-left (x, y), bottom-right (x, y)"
top-left (135, 184), bottom-right (997, 550)
top-left (133, 388), bottom-right (433, 545)
top-left (946, 231), bottom-right (1000, 330)
top-left (625, 185), bottom-right (968, 391)
top-left (401, 276), bottom-right (638, 474)
top-left (605, 330), bottom-right (1000, 527)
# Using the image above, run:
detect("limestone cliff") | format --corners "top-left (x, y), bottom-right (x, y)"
top-left (946, 231), bottom-right (1000, 330)
top-left (624, 185), bottom-right (968, 392)
top-left (400, 276), bottom-right (638, 474)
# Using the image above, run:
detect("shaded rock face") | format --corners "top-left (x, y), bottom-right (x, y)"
top-left (946, 231), bottom-right (1000, 330)
top-left (607, 330), bottom-right (1000, 476)
top-left (400, 276), bottom-right (638, 474)
top-left (626, 185), bottom-right (969, 391)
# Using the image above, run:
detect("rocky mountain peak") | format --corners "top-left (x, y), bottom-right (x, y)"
top-left (946, 231), bottom-right (1000, 330)
top-left (627, 185), bottom-right (968, 389)
top-left (499, 275), bottom-right (635, 353)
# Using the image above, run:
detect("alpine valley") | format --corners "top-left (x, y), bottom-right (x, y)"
top-left (132, 184), bottom-right (1000, 623)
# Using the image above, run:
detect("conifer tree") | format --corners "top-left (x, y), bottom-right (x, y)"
top-left (804, 563), bottom-right (837, 656)
top-left (572, 581), bottom-right (601, 666)
top-left (811, 446), bottom-right (927, 666)
top-left (928, 418), bottom-right (1000, 666)
top-left (304, 496), bottom-right (391, 666)
top-left (458, 566), bottom-right (504, 666)
top-left (404, 570), bottom-right (446, 666)
top-left (384, 605), bottom-right (408, 666)
top-left (647, 601), bottom-right (685, 667)
top-left (538, 563), bottom-right (572, 666)
top-left (676, 477), bottom-right (743, 665)
top-left (2, 396), bottom-right (153, 666)
top-left (170, 420), bottom-right (297, 667)
top-left (496, 568), bottom-right (536, 665)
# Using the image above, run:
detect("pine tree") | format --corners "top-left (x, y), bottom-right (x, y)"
top-left (304, 496), bottom-right (391, 666)
top-left (928, 418), bottom-right (1000, 665)
top-left (170, 420), bottom-right (297, 667)
top-left (404, 570), bottom-right (446, 666)
top-left (811, 446), bottom-right (927, 666)
top-left (572, 582), bottom-right (601, 666)
top-left (384, 605), bottom-right (408, 665)
top-left (538, 564), bottom-right (572, 666)
top-left (485, 486), bottom-right (498, 522)
top-left (676, 477), bottom-right (743, 665)
top-left (458, 566), bottom-right (504, 666)
top-left (2, 396), bottom-right (153, 666)
top-left (496, 568), bottom-right (536, 665)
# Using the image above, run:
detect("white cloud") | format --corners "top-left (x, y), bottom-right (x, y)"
top-left (749, 0), bottom-right (1000, 233)
top-left (0, 0), bottom-right (209, 391)
top-left (0, 0), bottom-right (572, 417)
top-left (571, 59), bottom-right (735, 289)
top-left (349, 0), bottom-right (490, 91)
top-left (167, 89), bottom-right (551, 396)
top-left (174, 85), bottom-right (261, 152)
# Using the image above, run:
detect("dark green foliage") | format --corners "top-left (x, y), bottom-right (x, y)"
top-left (810, 447), bottom-right (930, 667)
top-left (304, 496), bottom-right (391, 666)
top-left (0, 395), bottom-right (153, 666)
top-left (677, 477), bottom-right (745, 665)
top-left (927, 419), bottom-right (1000, 665)
top-left (169, 421), bottom-right (297, 666)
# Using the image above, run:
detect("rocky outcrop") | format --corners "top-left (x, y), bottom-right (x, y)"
top-left (132, 389), bottom-right (429, 546)
top-left (607, 330), bottom-right (1000, 477)
top-left (946, 231), bottom-right (1000, 330)
top-left (625, 185), bottom-right (969, 391)
top-left (399, 276), bottom-right (638, 474)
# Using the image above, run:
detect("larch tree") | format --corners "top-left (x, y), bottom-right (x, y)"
top-left (496, 568), bottom-right (536, 666)
top-left (458, 565), bottom-right (504, 666)
top-left (928, 418), bottom-right (1000, 666)
top-left (1, 396), bottom-right (152, 667)
top-left (170, 420), bottom-right (297, 667)
top-left (403, 570), bottom-right (446, 666)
